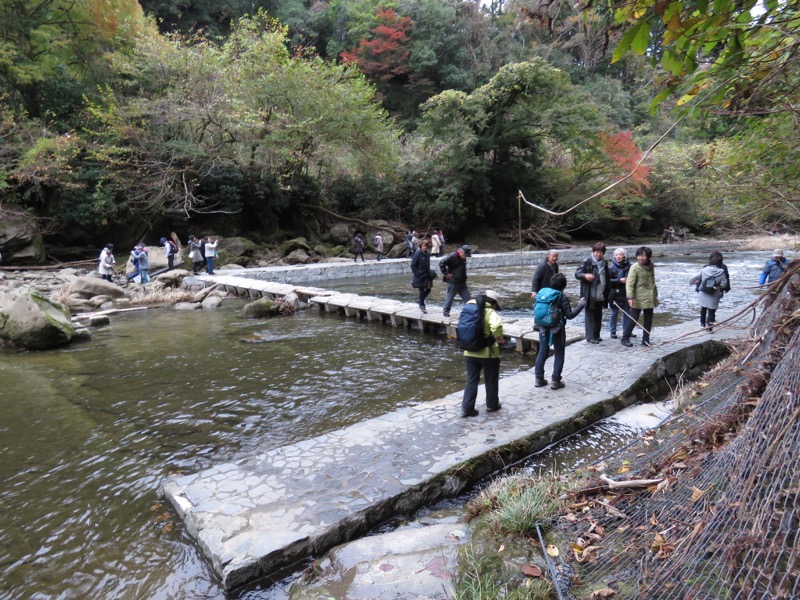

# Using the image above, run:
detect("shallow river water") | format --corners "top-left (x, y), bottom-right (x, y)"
top-left (0, 250), bottom-right (768, 599)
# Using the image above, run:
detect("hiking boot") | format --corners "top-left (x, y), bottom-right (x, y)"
top-left (620, 338), bottom-right (633, 347)
top-left (610, 332), bottom-right (618, 339)
top-left (419, 305), bottom-right (427, 314)
top-left (535, 378), bottom-right (548, 387)
top-left (707, 322), bottom-right (715, 333)
top-left (442, 311), bottom-right (450, 318)
top-left (487, 404), bottom-right (502, 413)
top-left (461, 409), bottom-right (479, 418)
top-left (641, 340), bottom-right (652, 347)
top-left (550, 380), bottom-right (565, 390)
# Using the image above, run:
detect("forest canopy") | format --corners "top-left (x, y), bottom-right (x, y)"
top-left (1, 0), bottom-right (798, 248)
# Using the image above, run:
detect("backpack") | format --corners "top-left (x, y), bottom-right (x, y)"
top-left (534, 288), bottom-right (563, 329)
top-left (457, 297), bottom-right (495, 352)
top-left (166, 240), bottom-right (177, 256)
top-left (699, 275), bottom-right (718, 294)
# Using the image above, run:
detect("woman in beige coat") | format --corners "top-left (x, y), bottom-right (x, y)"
top-left (620, 246), bottom-right (658, 347)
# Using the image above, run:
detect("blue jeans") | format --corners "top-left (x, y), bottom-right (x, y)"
top-left (535, 327), bottom-right (565, 381)
top-left (206, 257), bottom-right (214, 274)
top-left (443, 283), bottom-right (471, 315)
top-left (376, 252), bottom-right (382, 261)
top-left (462, 356), bottom-right (501, 413)
top-left (140, 269), bottom-right (150, 283)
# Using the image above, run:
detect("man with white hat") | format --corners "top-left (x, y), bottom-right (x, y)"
top-left (759, 249), bottom-right (789, 285)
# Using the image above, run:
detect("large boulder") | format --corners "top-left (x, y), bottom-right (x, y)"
top-left (220, 237), bottom-right (256, 258)
top-left (280, 237), bottom-right (312, 256)
top-left (325, 223), bottom-right (355, 246)
top-left (242, 298), bottom-right (280, 318)
top-left (67, 276), bottom-right (127, 300)
top-left (0, 204), bottom-right (46, 264)
top-left (0, 288), bottom-right (74, 349)
top-left (285, 249), bottom-right (310, 265)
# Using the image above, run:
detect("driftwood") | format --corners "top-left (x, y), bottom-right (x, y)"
top-left (0, 259), bottom-right (96, 271)
top-left (599, 474), bottom-right (663, 489)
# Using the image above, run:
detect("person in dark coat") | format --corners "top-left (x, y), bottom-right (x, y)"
top-left (439, 245), bottom-right (472, 317)
top-left (410, 240), bottom-right (433, 313)
top-left (608, 247), bottom-right (632, 339)
top-left (534, 273), bottom-right (585, 389)
top-left (530, 250), bottom-right (559, 296)
top-left (575, 242), bottom-right (610, 344)
top-left (352, 234), bottom-right (365, 263)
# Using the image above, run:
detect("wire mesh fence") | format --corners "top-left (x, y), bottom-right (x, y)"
top-left (555, 263), bottom-right (800, 599)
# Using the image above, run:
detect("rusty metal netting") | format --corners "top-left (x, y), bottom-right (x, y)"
top-left (558, 265), bottom-right (800, 600)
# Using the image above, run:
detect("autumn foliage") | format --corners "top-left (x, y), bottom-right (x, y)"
top-left (340, 9), bottom-right (413, 83)
top-left (599, 130), bottom-right (651, 192)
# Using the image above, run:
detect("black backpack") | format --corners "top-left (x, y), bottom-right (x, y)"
top-left (457, 296), bottom-right (495, 351)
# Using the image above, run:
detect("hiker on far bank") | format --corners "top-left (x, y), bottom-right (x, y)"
top-left (533, 273), bottom-right (585, 390)
top-left (575, 242), bottom-right (610, 344)
top-left (404, 231), bottom-right (413, 258)
top-left (188, 235), bottom-right (204, 275)
top-left (204, 237), bottom-right (218, 274)
top-left (430, 230), bottom-right (441, 256)
top-left (460, 290), bottom-right (505, 417)
top-left (373, 232), bottom-right (384, 262)
top-left (759, 249), bottom-right (788, 285)
top-left (437, 230), bottom-right (446, 256)
top-left (440, 245), bottom-right (472, 318)
top-left (98, 244), bottom-right (116, 282)
top-left (161, 237), bottom-right (177, 270)
top-left (352, 233), bottom-right (365, 263)
top-left (132, 245), bottom-right (150, 284)
top-left (410, 240), bottom-right (433, 313)
top-left (531, 250), bottom-right (559, 296)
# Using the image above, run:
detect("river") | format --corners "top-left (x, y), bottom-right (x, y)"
top-left (0, 250), bottom-right (767, 599)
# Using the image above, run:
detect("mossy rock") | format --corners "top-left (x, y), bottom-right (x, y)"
top-left (280, 237), bottom-right (312, 256)
top-left (242, 298), bottom-right (281, 319)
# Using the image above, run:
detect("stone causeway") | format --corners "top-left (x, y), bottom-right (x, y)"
top-left (160, 242), bottom-right (747, 591)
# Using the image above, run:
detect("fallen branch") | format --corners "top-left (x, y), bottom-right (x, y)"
top-left (600, 474), bottom-right (663, 489)
top-left (594, 499), bottom-right (628, 519)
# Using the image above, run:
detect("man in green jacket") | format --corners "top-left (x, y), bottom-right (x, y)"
top-left (461, 290), bottom-right (506, 417)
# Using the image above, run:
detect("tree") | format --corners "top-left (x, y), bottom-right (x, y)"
top-left (0, 0), bottom-right (152, 119)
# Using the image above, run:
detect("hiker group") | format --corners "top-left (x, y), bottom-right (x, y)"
top-left (96, 235), bottom-right (219, 284)
top-left (456, 243), bottom-right (792, 418)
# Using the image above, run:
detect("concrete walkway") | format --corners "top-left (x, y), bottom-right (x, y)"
top-left (160, 313), bottom-right (747, 590)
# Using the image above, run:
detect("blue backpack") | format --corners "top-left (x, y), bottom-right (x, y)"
top-left (457, 297), bottom-right (495, 351)
top-left (534, 288), bottom-right (563, 328)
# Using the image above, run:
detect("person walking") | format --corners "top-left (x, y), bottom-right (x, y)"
top-left (690, 250), bottom-right (730, 332)
top-left (430, 230), bottom-right (441, 257)
top-left (410, 240), bottom-right (434, 313)
top-left (608, 248), bottom-right (632, 339)
top-left (530, 250), bottom-right (559, 296)
top-left (620, 246), bottom-right (659, 347)
top-left (575, 242), bottom-right (610, 344)
top-left (461, 290), bottom-right (506, 417)
top-left (98, 244), bottom-right (116, 282)
top-left (352, 233), bottom-right (365, 263)
top-left (204, 237), bottom-right (218, 274)
top-left (160, 237), bottom-right (177, 270)
top-left (759, 249), bottom-right (788, 285)
top-left (188, 235), bottom-right (204, 275)
top-left (127, 244), bottom-right (141, 283)
top-left (132, 244), bottom-right (150, 283)
top-left (440, 245), bottom-right (472, 318)
top-left (533, 273), bottom-right (586, 390)
top-left (373, 232), bottom-right (384, 262)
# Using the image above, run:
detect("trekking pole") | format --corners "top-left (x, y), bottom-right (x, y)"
top-left (612, 300), bottom-right (651, 336)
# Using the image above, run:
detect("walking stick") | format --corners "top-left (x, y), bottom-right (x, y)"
top-left (612, 300), bottom-right (652, 336)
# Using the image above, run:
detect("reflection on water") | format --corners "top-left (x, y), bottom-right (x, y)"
top-left (0, 250), bottom-right (767, 599)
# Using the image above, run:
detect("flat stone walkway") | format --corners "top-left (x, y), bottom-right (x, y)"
top-left (160, 315), bottom-right (749, 591)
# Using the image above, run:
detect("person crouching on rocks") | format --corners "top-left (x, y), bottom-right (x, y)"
top-left (534, 273), bottom-right (585, 390)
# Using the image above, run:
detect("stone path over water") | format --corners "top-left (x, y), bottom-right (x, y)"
top-left (160, 299), bottom-right (747, 591)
